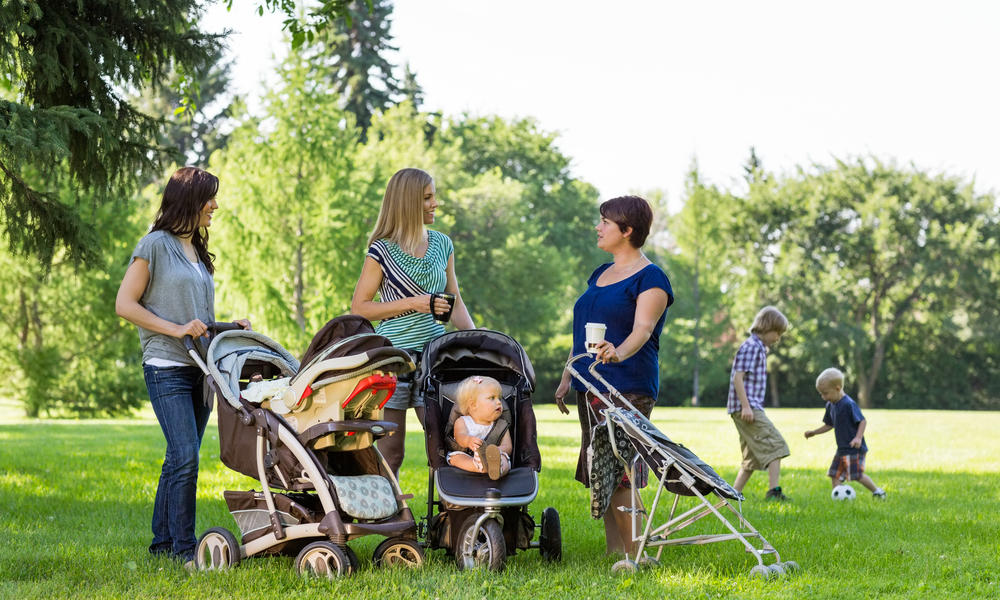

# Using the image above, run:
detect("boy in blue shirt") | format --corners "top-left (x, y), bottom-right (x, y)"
top-left (805, 368), bottom-right (886, 499)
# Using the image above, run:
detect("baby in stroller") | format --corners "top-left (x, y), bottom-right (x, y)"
top-left (447, 375), bottom-right (512, 480)
top-left (423, 330), bottom-right (561, 571)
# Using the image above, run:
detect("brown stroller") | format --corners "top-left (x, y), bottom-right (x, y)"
top-left (185, 317), bottom-right (424, 578)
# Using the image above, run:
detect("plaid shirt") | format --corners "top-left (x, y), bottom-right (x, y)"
top-left (726, 334), bottom-right (769, 414)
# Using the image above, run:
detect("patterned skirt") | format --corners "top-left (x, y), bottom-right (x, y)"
top-left (574, 391), bottom-right (656, 518)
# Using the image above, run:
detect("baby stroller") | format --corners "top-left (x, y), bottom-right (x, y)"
top-left (185, 317), bottom-right (425, 578)
top-left (421, 329), bottom-right (562, 571)
top-left (566, 353), bottom-right (799, 578)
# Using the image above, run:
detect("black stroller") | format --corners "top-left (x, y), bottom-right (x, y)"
top-left (421, 330), bottom-right (562, 570)
top-left (186, 317), bottom-right (425, 578)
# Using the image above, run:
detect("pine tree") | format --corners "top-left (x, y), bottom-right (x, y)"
top-left (0, 0), bottom-right (227, 266)
top-left (318, 0), bottom-right (403, 139)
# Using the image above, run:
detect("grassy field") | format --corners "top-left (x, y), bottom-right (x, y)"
top-left (1, 401), bottom-right (998, 599)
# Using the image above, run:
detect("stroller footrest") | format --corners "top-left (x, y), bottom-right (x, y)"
top-left (436, 466), bottom-right (537, 499)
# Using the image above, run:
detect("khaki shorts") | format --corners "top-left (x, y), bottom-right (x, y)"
top-left (731, 409), bottom-right (790, 471)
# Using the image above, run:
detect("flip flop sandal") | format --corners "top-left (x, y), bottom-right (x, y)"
top-left (484, 444), bottom-right (502, 480)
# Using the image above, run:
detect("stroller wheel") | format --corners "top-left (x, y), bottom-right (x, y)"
top-left (748, 564), bottom-right (772, 579)
top-left (374, 538), bottom-right (425, 569)
top-left (343, 545), bottom-right (360, 574)
top-left (456, 517), bottom-right (506, 571)
top-left (637, 556), bottom-right (661, 569)
top-left (194, 527), bottom-right (241, 571)
top-left (780, 560), bottom-right (800, 573)
top-left (539, 507), bottom-right (562, 561)
top-left (611, 559), bottom-right (638, 573)
top-left (295, 541), bottom-right (350, 579)
top-left (768, 563), bottom-right (786, 577)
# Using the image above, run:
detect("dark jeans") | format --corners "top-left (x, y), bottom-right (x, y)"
top-left (143, 364), bottom-right (212, 561)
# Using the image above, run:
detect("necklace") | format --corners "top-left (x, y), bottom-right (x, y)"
top-left (612, 252), bottom-right (645, 273)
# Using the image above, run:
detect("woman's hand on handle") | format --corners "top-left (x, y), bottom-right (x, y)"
top-left (593, 340), bottom-right (620, 364)
top-left (174, 319), bottom-right (209, 339)
top-left (233, 319), bottom-right (253, 331)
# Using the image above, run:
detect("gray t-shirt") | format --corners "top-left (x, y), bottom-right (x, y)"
top-left (129, 230), bottom-right (216, 365)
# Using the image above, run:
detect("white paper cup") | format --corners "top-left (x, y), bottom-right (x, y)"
top-left (585, 322), bottom-right (607, 353)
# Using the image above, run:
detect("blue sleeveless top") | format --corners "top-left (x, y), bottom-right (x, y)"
top-left (571, 262), bottom-right (673, 399)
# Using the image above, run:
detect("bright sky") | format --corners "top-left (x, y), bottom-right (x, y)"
top-left (205, 1), bottom-right (1000, 211)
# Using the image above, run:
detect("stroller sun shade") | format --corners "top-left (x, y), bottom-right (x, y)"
top-left (207, 330), bottom-right (301, 409)
top-left (421, 330), bottom-right (535, 391)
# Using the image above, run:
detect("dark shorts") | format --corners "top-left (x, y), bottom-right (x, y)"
top-left (383, 350), bottom-right (424, 411)
top-left (575, 390), bottom-right (656, 489)
top-left (829, 453), bottom-right (866, 482)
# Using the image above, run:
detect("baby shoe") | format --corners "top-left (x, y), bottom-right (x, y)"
top-left (483, 445), bottom-right (502, 480)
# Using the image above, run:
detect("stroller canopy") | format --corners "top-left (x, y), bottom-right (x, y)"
top-left (421, 330), bottom-right (535, 391)
top-left (207, 330), bottom-right (301, 410)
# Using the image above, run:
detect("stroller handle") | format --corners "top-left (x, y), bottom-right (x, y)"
top-left (564, 353), bottom-right (643, 417)
top-left (182, 321), bottom-right (245, 353)
top-left (183, 322), bottom-right (246, 376)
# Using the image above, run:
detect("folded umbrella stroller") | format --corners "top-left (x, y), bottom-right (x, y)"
top-left (566, 353), bottom-right (798, 578)
top-left (185, 317), bottom-right (424, 578)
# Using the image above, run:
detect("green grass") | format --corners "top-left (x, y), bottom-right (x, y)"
top-left (1, 404), bottom-right (998, 599)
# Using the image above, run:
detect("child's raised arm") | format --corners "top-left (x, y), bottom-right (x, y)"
top-left (454, 418), bottom-right (483, 452)
top-left (805, 424), bottom-right (833, 439)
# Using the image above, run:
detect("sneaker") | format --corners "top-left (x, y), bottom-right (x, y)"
top-left (873, 490), bottom-right (887, 500)
top-left (764, 486), bottom-right (788, 501)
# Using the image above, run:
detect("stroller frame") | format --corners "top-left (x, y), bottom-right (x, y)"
top-left (566, 354), bottom-right (795, 578)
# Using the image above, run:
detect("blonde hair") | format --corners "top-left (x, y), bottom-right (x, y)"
top-left (816, 368), bottom-right (845, 390)
top-left (367, 168), bottom-right (434, 255)
top-left (456, 375), bottom-right (501, 416)
top-left (750, 306), bottom-right (788, 335)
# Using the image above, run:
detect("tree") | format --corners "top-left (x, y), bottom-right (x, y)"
top-left (0, 188), bottom-right (152, 417)
top-left (316, 0), bottom-right (402, 139)
top-left (659, 167), bottom-right (740, 407)
top-left (746, 158), bottom-right (1000, 407)
top-left (0, 0), bottom-right (228, 266)
top-left (210, 46), bottom-right (360, 353)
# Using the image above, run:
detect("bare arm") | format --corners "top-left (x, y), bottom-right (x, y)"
top-left (734, 372), bottom-right (755, 422)
top-left (350, 256), bottom-right (450, 321)
top-left (444, 253), bottom-right (475, 330)
top-left (115, 259), bottom-right (210, 339)
top-left (850, 419), bottom-right (867, 448)
top-left (593, 288), bottom-right (670, 365)
top-left (497, 431), bottom-right (513, 457)
top-left (454, 418), bottom-right (484, 452)
top-left (805, 424), bottom-right (833, 438)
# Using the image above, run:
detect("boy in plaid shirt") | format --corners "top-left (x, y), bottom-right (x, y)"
top-left (728, 306), bottom-right (791, 500)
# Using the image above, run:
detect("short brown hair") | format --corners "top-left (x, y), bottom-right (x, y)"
top-left (750, 306), bottom-right (788, 335)
top-left (600, 195), bottom-right (654, 248)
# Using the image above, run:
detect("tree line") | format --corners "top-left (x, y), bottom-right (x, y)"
top-left (3, 2), bottom-right (997, 416)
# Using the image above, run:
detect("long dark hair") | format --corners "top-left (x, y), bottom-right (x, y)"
top-left (151, 167), bottom-right (218, 274)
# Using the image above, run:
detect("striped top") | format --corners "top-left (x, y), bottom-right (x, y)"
top-left (367, 230), bottom-right (453, 350)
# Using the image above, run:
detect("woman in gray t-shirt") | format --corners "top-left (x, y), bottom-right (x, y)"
top-left (115, 167), bottom-right (250, 565)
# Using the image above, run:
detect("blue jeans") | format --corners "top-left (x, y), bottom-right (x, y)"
top-left (143, 364), bottom-right (212, 561)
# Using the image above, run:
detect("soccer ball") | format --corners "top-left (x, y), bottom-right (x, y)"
top-left (831, 484), bottom-right (856, 501)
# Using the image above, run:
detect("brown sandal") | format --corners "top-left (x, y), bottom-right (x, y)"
top-left (484, 445), bottom-right (502, 480)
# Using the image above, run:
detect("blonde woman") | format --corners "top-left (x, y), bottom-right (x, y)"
top-left (351, 168), bottom-right (475, 478)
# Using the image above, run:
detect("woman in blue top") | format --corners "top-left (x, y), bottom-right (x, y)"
top-left (555, 195), bottom-right (673, 556)
top-left (351, 168), bottom-right (475, 478)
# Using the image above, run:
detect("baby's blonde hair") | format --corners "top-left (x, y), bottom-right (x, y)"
top-left (456, 375), bottom-right (502, 416)
top-left (816, 368), bottom-right (845, 390)
top-left (750, 306), bottom-right (789, 335)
